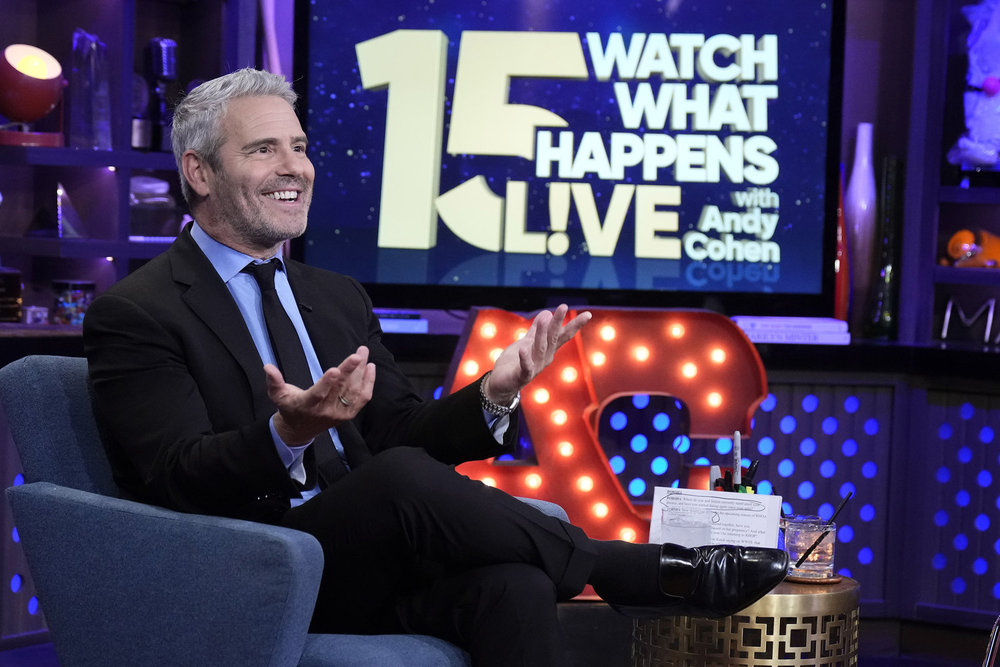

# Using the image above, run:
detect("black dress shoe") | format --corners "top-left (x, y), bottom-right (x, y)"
top-left (612, 543), bottom-right (788, 619)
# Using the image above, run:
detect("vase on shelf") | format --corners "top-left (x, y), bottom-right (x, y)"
top-left (864, 155), bottom-right (903, 340)
top-left (834, 166), bottom-right (850, 322)
top-left (844, 122), bottom-right (877, 336)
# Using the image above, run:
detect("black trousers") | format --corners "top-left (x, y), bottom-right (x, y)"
top-left (280, 447), bottom-right (597, 666)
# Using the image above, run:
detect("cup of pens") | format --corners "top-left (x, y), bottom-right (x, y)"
top-left (782, 515), bottom-right (837, 582)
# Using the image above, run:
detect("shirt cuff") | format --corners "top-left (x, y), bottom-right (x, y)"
top-left (483, 393), bottom-right (519, 443)
top-left (269, 415), bottom-right (312, 484)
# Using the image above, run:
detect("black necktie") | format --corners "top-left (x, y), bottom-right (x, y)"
top-left (243, 259), bottom-right (348, 485)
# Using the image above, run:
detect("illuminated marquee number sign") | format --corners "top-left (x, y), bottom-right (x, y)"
top-left (447, 308), bottom-right (768, 542)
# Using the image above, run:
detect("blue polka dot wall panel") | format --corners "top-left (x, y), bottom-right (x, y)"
top-left (598, 394), bottom-right (692, 502)
top-left (907, 389), bottom-right (1000, 623)
top-left (1, 422), bottom-right (47, 642)
top-left (750, 381), bottom-right (894, 606)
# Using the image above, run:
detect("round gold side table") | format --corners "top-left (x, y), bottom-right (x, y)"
top-left (631, 577), bottom-right (860, 667)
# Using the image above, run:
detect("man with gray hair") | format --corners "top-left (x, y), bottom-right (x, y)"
top-left (83, 68), bottom-right (787, 666)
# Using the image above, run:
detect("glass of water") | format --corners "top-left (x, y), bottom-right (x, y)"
top-left (660, 510), bottom-right (712, 548)
top-left (782, 514), bottom-right (835, 580)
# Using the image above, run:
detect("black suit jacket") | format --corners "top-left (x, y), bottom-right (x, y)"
top-left (83, 226), bottom-right (514, 523)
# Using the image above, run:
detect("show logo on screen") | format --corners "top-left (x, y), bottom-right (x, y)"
top-left (297, 1), bottom-right (841, 311)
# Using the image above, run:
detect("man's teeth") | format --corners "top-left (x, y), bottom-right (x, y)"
top-left (264, 190), bottom-right (298, 201)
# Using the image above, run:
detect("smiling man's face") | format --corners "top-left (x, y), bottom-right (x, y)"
top-left (201, 95), bottom-right (315, 257)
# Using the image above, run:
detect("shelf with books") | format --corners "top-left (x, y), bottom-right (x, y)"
top-left (731, 316), bottom-right (851, 345)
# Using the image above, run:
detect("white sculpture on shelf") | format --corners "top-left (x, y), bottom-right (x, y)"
top-left (948, 0), bottom-right (1000, 169)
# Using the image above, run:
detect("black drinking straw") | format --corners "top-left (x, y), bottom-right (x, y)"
top-left (794, 491), bottom-right (854, 568)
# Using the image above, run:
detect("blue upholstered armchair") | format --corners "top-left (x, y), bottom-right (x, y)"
top-left (0, 355), bottom-right (567, 667)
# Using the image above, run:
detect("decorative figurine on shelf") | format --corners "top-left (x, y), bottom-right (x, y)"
top-left (947, 0), bottom-right (1000, 170)
top-left (945, 228), bottom-right (1000, 268)
top-left (69, 28), bottom-right (112, 150)
top-left (131, 37), bottom-right (176, 152)
top-left (144, 37), bottom-right (177, 153)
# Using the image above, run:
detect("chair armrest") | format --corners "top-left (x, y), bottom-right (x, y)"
top-left (6, 482), bottom-right (323, 667)
top-left (516, 496), bottom-right (569, 522)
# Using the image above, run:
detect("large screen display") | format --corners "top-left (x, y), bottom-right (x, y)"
top-left (293, 0), bottom-right (844, 315)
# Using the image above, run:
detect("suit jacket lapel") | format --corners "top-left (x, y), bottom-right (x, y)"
top-left (169, 229), bottom-right (273, 418)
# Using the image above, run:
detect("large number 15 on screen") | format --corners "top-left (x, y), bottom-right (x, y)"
top-left (356, 30), bottom-right (589, 252)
